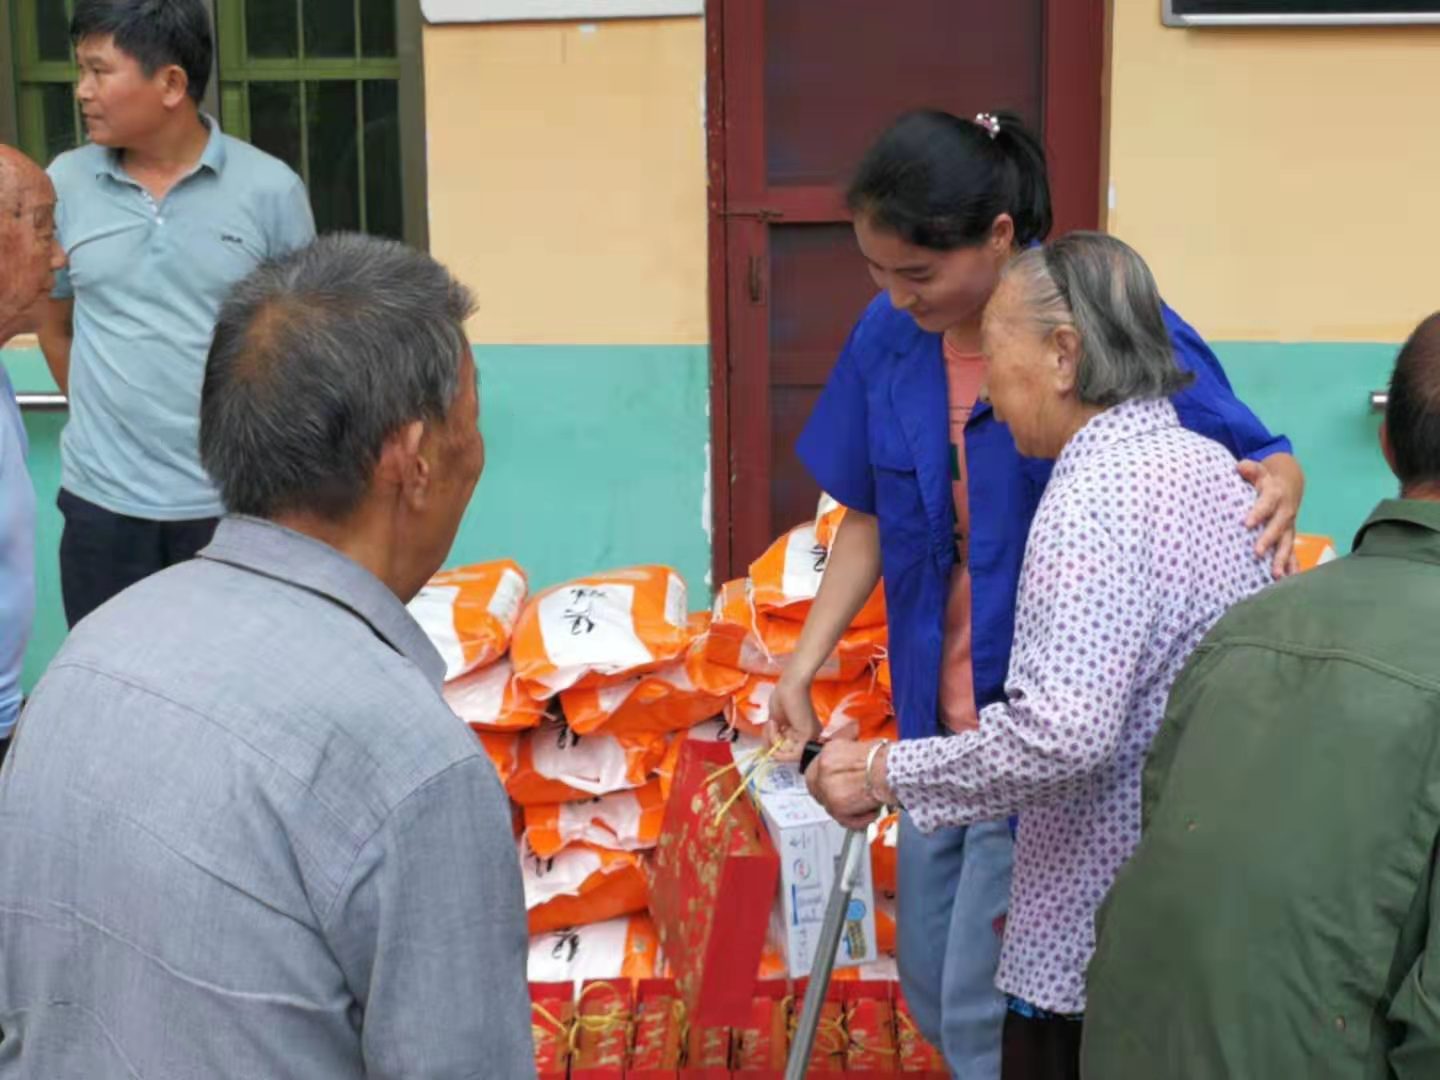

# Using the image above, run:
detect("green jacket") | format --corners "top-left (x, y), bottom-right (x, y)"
top-left (1084, 500), bottom-right (1440, 1080)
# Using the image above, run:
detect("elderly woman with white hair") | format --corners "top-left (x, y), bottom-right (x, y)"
top-left (805, 231), bottom-right (1276, 1079)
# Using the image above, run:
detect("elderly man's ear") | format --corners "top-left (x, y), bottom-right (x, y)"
top-left (1052, 325), bottom-right (1083, 395)
top-left (1380, 419), bottom-right (1398, 480)
top-left (374, 420), bottom-right (431, 509)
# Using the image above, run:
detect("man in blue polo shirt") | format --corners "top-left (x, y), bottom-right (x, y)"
top-left (39, 0), bottom-right (315, 626)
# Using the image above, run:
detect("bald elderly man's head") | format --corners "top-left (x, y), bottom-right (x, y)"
top-left (0, 145), bottom-right (65, 343)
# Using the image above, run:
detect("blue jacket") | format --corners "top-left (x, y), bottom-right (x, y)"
top-left (797, 293), bottom-right (1292, 740)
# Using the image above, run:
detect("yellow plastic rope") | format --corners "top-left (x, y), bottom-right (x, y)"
top-left (530, 1001), bottom-right (576, 1058)
top-left (783, 991), bottom-right (848, 1062)
top-left (844, 1002), bottom-right (897, 1060)
top-left (705, 740), bottom-right (781, 824)
top-left (572, 982), bottom-right (632, 1064)
top-left (814, 1014), bottom-right (850, 1058)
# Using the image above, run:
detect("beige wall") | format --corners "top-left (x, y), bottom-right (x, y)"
top-left (422, 17), bottom-right (709, 345)
top-left (1107, 8), bottom-right (1440, 342)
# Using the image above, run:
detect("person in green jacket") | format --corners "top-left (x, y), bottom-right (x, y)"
top-left (1083, 311), bottom-right (1440, 1080)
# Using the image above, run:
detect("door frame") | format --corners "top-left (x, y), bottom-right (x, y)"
top-left (705, 0), bottom-right (1107, 583)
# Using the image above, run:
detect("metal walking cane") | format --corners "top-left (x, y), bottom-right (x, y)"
top-left (785, 742), bottom-right (869, 1080)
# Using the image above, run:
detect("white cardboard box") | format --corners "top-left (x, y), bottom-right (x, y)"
top-left (742, 757), bottom-right (878, 978)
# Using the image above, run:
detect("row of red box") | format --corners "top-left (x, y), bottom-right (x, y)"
top-left (530, 975), bottom-right (947, 1078)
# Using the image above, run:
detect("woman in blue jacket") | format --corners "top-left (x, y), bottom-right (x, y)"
top-left (768, 110), bottom-right (1303, 1079)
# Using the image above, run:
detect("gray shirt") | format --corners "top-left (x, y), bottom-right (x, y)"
top-left (0, 517), bottom-right (536, 1079)
top-left (49, 118), bottom-right (316, 519)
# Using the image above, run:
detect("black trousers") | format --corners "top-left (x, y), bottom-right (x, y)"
top-left (1002, 1009), bottom-right (1083, 1080)
top-left (57, 488), bottom-right (219, 628)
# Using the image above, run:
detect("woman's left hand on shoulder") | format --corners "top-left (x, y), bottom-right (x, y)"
top-left (1238, 451), bottom-right (1305, 578)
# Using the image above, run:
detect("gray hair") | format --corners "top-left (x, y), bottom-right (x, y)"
top-left (1001, 231), bottom-right (1192, 406)
top-left (200, 233), bottom-right (476, 520)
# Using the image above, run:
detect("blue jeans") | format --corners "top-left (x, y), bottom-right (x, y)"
top-left (897, 814), bottom-right (1014, 1079)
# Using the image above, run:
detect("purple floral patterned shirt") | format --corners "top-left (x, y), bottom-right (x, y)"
top-left (886, 397), bottom-right (1274, 1013)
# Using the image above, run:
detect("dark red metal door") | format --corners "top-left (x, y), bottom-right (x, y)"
top-left (707, 0), bottom-right (1105, 580)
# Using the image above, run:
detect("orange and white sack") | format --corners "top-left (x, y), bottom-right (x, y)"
top-left (727, 674), bottom-right (892, 739)
top-left (475, 729), bottom-right (521, 787)
top-left (408, 560), bottom-right (528, 680)
top-left (814, 679), bottom-right (893, 740)
top-left (524, 779), bottom-right (667, 858)
top-left (748, 593), bottom-right (888, 679)
top-left (443, 657), bottom-right (548, 732)
top-left (871, 812), bottom-right (899, 898)
top-left (511, 566), bottom-right (692, 697)
top-left (756, 938), bottom-right (789, 981)
top-left (814, 492), bottom-right (846, 550)
top-left (528, 914), bottom-right (661, 986)
top-left (560, 627), bottom-right (734, 737)
top-left (1294, 533), bottom-right (1339, 572)
top-left (876, 894), bottom-right (897, 956)
top-left (702, 579), bottom-right (886, 682)
top-left (505, 717), bottom-right (670, 806)
top-left (655, 716), bottom-right (759, 801)
top-left (560, 672), bottom-right (729, 737)
top-left (521, 840), bottom-right (649, 934)
top-left (748, 521), bottom-right (886, 628)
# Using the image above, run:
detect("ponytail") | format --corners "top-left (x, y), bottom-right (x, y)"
top-left (846, 109), bottom-right (1053, 251)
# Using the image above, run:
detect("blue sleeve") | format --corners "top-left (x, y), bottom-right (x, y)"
top-left (1164, 303), bottom-right (1292, 462)
top-left (795, 318), bottom-right (876, 515)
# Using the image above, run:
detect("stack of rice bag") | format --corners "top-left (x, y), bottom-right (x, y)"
top-left (711, 496), bottom-right (895, 744)
top-left (407, 494), bottom-right (923, 1071)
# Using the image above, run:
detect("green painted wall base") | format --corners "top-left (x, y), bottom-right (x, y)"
top-left (1214, 340), bottom-right (1398, 549)
top-left (2, 336), bottom-right (1403, 696)
top-left (4, 343), bottom-right (712, 694)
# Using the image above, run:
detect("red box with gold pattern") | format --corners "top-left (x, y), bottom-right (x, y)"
top-left (650, 739), bottom-right (781, 1027)
top-left (529, 981), bottom-right (574, 1080)
top-left (895, 988), bottom-right (948, 1078)
top-left (571, 978), bottom-right (633, 1080)
top-left (731, 979), bottom-right (790, 1080)
top-left (792, 977), bottom-right (848, 1080)
top-left (680, 1017), bottom-right (732, 1079)
top-left (845, 979), bottom-right (898, 1074)
top-left (629, 977), bottom-right (684, 1078)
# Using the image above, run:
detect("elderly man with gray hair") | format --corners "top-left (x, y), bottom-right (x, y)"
top-left (0, 234), bottom-right (535, 1078)
top-left (805, 231), bottom-right (1276, 1079)
top-left (0, 145), bottom-right (64, 767)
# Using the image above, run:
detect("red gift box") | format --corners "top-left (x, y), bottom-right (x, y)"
top-left (650, 739), bottom-right (781, 1027)
top-left (680, 1017), bottom-right (732, 1080)
top-left (571, 978), bottom-right (633, 1080)
top-left (629, 977), bottom-right (685, 1078)
top-left (731, 980), bottom-right (791, 1080)
top-left (895, 989), bottom-right (948, 1078)
top-left (792, 977), bottom-right (848, 1080)
top-left (845, 980), bottom-right (898, 1074)
top-left (529, 982), bottom-right (574, 1080)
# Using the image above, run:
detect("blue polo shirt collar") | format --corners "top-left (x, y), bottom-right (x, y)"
top-left (96, 113), bottom-right (228, 185)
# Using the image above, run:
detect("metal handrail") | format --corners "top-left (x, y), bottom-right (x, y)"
top-left (14, 390), bottom-right (1398, 414)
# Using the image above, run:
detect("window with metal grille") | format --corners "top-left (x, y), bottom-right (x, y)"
top-left (1, 0), bottom-right (427, 247)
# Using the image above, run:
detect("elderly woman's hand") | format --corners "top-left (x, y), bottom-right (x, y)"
top-left (1238, 452), bottom-right (1305, 578)
top-left (804, 739), bottom-right (888, 830)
